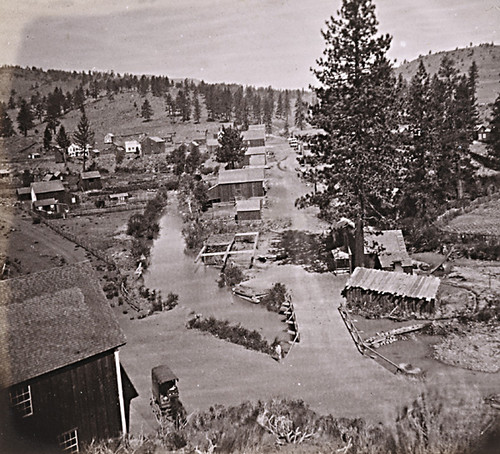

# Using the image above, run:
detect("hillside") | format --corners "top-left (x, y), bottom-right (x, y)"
top-left (395, 43), bottom-right (500, 118)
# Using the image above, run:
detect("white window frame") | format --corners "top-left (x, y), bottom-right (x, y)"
top-left (9, 384), bottom-right (33, 417)
top-left (58, 428), bottom-right (79, 453)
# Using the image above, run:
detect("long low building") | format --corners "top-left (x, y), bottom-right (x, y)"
top-left (208, 168), bottom-right (265, 202)
top-left (342, 267), bottom-right (441, 317)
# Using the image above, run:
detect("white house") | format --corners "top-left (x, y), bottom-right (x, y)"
top-left (104, 133), bottom-right (115, 144)
top-left (125, 140), bottom-right (141, 154)
top-left (67, 143), bottom-right (91, 158)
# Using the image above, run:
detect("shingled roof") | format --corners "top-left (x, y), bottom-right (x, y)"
top-left (0, 262), bottom-right (125, 389)
top-left (344, 267), bottom-right (440, 302)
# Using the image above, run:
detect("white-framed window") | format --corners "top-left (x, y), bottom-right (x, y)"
top-left (57, 428), bottom-right (79, 453)
top-left (9, 384), bottom-right (33, 417)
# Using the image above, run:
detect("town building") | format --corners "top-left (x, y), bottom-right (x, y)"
top-left (30, 180), bottom-right (66, 204)
top-left (206, 138), bottom-right (219, 154)
top-left (0, 262), bottom-right (136, 452)
top-left (125, 140), bottom-right (141, 154)
top-left (243, 146), bottom-right (267, 167)
top-left (141, 136), bottom-right (166, 155)
top-left (236, 198), bottom-right (262, 221)
top-left (79, 170), bottom-right (102, 191)
top-left (104, 133), bottom-right (115, 144)
top-left (67, 143), bottom-right (91, 158)
top-left (208, 168), bottom-right (265, 202)
top-left (242, 128), bottom-right (265, 148)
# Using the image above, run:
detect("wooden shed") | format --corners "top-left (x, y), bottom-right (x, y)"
top-left (342, 267), bottom-right (441, 318)
top-left (141, 136), bottom-right (166, 155)
top-left (30, 180), bottom-right (66, 203)
top-left (236, 198), bottom-right (262, 221)
top-left (0, 262), bottom-right (136, 452)
top-left (79, 170), bottom-right (102, 191)
top-left (242, 128), bottom-right (265, 148)
top-left (243, 146), bottom-right (267, 167)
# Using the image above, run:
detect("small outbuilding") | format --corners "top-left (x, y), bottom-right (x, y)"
top-left (125, 140), bottom-right (141, 154)
top-left (342, 267), bottom-right (441, 317)
top-left (363, 229), bottom-right (413, 274)
top-left (236, 198), bottom-right (262, 221)
top-left (16, 187), bottom-right (32, 201)
top-left (206, 138), bottom-right (219, 154)
top-left (104, 133), bottom-right (115, 144)
top-left (79, 170), bottom-right (102, 191)
top-left (243, 146), bottom-right (267, 167)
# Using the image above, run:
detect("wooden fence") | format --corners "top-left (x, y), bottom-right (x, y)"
top-left (279, 294), bottom-right (300, 359)
top-left (338, 306), bottom-right (406, 374)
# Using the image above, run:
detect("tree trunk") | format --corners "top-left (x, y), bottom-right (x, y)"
top-left (353, 217), bottom-right (365, 269)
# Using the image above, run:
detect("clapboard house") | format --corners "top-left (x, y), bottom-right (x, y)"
top-left (243, 146), bottom-right (267, 167)
top-left (141, 136), bottom-right (166, 155)
top-left (208, 168), bottom-right (265, 203)
top-left (30, 181), bottom-right (66, 204)
top-left (0, 262), bottom-right (135, 452)
top-left (342, 267), bottom-right (441, 318)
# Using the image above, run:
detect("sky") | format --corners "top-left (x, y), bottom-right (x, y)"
top-left (0, 0), bottom-right (498, 89)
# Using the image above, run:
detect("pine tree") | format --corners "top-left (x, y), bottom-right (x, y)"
top-left (216, 127), bottom-right (246, 169)
top-left (0, 103), bottom-right (15, 137)
top-left (294, 91), bottom-right (306, 130)
top-left (17, 99), bottom-right (34, 137)
top-left (56, 124), bottom-right (71, 153)
top-left (487, 92), bottom-right (500, 160)
top-left (73, 110), bottom-right (94, 171)
top-left (193, 95), bottom-right (201, 123)
top-left (141, 99), bottom-right (153, 121)
top-left (276, 92), bottom-right (284, 119)
top-left (297, 0), bottom-right (399, 268)
top-left (43, 125), bottom-right (52, 150)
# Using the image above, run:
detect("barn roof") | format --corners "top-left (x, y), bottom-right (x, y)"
top-left (81, 171), bottom-right (101, 180)
top-left (236, 198), bottom-right (261, 212)
top-left (0, 262), bottom-right (126, 389)
top-left (344, 267), bottom-right (440, 301)
top-left (218, 168), bottom-right (265, 185)
top-left (364, 229), bottom-right (412, 268)
top-left (31, 180), bottom-right (65, 194)
top-left (149, 136), bottom-right (165, 143)
top-left (33, 198), bottom-right (58, 207)
top-left (16, 187), bottom-right (31, 195)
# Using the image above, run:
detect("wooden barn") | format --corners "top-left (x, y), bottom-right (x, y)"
top-left (79, 170), bottom-right (102, 191)
top-left (208, 168), bottom-right (265, 203)
top-left (141, 136), bottom-right (166, 155)
top-left (30, 180), bottom-right (66, 204)
top-left (342, 267), bottom-right (441, 318)
top-left (0, 262), bottom-right (136, 452)
top-left (236, 198), bottom-right (262, 221)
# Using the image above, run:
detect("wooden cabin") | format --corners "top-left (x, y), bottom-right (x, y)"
top-left (0, 262), bottom-right (136, 452)
top-left (236, 198), bottom-right (262, 221)
top-left (79, 170), bottom-right (102, 191)
top-left (243, 146), bottom-right (267, 167)
top-left (242, 128), bottom-right (265, 148)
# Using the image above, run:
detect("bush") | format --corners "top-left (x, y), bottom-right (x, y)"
top-left (164, 292), bottom-right (179, 311)
top-left (187, 315), bottom-right (274, 355)
top-left (217, 264), bottom-right (245, 288)
top-left (261, 283), bottom-right (288, 312)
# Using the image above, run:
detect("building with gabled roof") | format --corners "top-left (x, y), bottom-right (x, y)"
top-left (30, 180), bottom-right (66, 203)
top-left (208, 168), bottom-right (266, 202)
top-left (242, 128), bottom-right (265, 147)
top-left (79, 170), bottom-right (102, 191)
top-left (236, 198), bottom-right (262, 221)
top-left (243, 146), bottom-right (267, 167)
top-left (0, 262), bottom-right (135, 452)
top-left (363, 229), bottom-right (413, 273)
top-left (342, 267), bottom-right (440, 317)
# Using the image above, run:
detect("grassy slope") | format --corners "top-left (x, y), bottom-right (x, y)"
top-left (395, 44), bottom-right (500, 119)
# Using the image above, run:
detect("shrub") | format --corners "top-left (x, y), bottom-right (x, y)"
top-left (217, 264), bottom-right (245, 288)
top-left (261, 283), bottom-right (288, 312)
top-left (163, 292), bottom-right (179, 311)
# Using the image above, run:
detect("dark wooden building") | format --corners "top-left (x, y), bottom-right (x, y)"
top-left (79, 170), bottom-right (103, 191)
top-left (208, 168), bottom-right (265, 203)
top-left (342, 267), bottom-right (441, 318)
top-left (30, 181), bottom-right (66, 204)
top-left (141, 136), bottom-right (166, 155)
top-left (0, 262), bottom-right (135, 453)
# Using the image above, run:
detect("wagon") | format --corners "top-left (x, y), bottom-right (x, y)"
top-left (151, 365), bottom-right (179, 413)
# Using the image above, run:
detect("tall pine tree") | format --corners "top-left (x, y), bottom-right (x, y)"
top-left (73, 110), bottom-right (95, 171)
top-left (297, 0), bottom-right (400, 268)
top-left (17, 99), bottom-right (34, 137)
